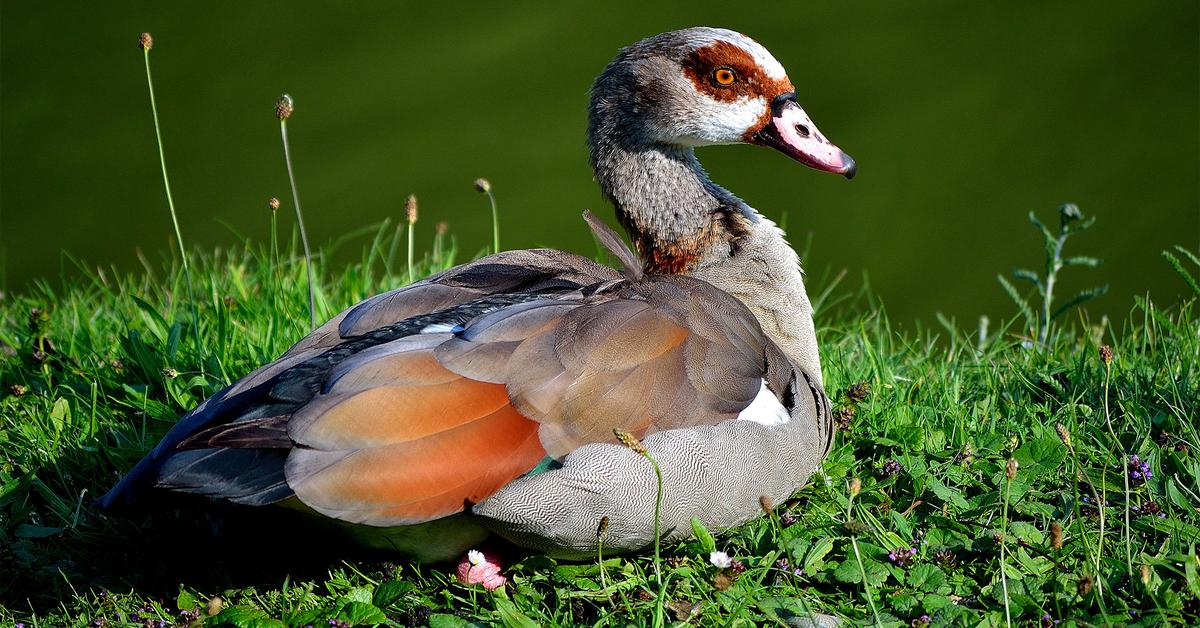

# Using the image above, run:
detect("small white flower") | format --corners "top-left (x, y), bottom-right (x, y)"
top-left (467, 549), bottom-right (485, 566)
top-left (709, 551), bottom-right (732, 568)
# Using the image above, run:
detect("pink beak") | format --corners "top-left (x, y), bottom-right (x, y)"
top-left (751, 93), bottom-right (856, 179)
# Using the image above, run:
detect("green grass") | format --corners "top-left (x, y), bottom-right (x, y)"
top-left (1, 221), bottom-right (1198, 627)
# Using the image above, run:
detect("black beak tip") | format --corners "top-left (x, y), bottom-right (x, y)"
top-left (841, 153), bottom-right (857, 180)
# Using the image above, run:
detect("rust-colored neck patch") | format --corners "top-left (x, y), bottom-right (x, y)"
top-left (620, 209), bottom-right (753, 275)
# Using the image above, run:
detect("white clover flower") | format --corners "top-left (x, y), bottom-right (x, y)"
top-left (709, 551), bottom-right (732, 568)
top-left (467, 549), bottom-right (485, 566)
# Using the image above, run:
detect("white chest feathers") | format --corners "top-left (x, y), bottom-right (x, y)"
top-left (737, 380), bottom-right (790, 426)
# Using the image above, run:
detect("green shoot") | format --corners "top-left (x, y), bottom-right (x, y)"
top-left (999, 203), bottom-right (1108, 344)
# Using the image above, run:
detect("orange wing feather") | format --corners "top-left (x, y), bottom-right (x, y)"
top-left (285, 347), bottom-right (547, 526)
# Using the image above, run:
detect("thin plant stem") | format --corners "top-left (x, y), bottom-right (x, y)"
top-left (597, 538), bottom-right (607, 591)
top-left (475, 178), bottom-right (499, 253)
top-left (846, 483), bottom-right (882, 627)
top-left (646, 453), bottom-right (664, 589)
top-left (1039, 230), bottom-right (1066, 344)
top-left (143, 44), bottom-right (204, 370)
top-left (269, 207), bottom-right (280, 355)
top-left (485, 188), bottom-right (499, 253)
top-left (1100, 358), bottom-right (1134, 578)
top-left (1064, 435), bottom-right (1112, 622)
top-left (279, 114), bottom-right (316, 331)
top-left (1000, 468), bottom-right (1013, 628)
top-left (612, 428), bottom-right (664, 590)
top-left (597, 516), bottom-right (610, 594)
top-left (407, 221), bottom-right (415, 285)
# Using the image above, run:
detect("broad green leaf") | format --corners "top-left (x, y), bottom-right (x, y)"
top-left (908, 564), bottom-right (947, 592)
top-left (428, 613), bottom-right (474, 628)
top-left (372, 580), bottom-right (412, 608)
top-left (925, 475), bottom-right (969, 510)
top-left (802, 537), bottom-right (834, 576)
top-left (176, 589), bottom-right (198, 610)
top-left (691, 516), bottom-right (716, 554)
top-left (48, 397), bottom-right (70, 437)
top-left (494, 598), bottom-right (539, 628)
top-left (341, 586), bottom-right (373, 605)
top-left (831, 559), bottom-right (861, 584)
top-left (337, 601), bottom-right (387, 625)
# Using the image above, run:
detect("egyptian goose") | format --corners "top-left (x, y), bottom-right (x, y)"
top-left (100, 27), bottom-right (854, 561)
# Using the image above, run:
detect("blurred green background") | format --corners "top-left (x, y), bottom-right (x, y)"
top-left (2, 1), bottom-right (1197, 327)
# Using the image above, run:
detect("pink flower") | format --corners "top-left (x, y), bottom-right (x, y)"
top-left (456, 549), bottom-right (506, 590)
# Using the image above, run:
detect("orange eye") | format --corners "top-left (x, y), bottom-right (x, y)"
top-left (713, 67), bottom-right (736, 86)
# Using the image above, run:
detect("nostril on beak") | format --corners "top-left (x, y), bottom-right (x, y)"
top-left (794, 124), bottom-right (810, 138)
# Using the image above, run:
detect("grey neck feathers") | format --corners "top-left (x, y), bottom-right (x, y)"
top-left (587, 106), bottom-right (824, 383)
top-left (590, 137), bottom-right (752, 262)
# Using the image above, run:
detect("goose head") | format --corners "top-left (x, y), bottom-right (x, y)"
top-left (588, 27), bottom-right (855, 178)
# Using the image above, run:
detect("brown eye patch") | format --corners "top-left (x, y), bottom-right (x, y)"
top-left (681, 40), bottom-right (794, 104)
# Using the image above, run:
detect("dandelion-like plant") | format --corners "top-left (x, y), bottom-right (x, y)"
top-left (139, 33), bottom-right (203, 364)
top-left (405, 195), bottom-right (418, 285)
top-left (276, 94), bottom-right (316, 331)
top-left (613, 428), bottom-right (663, 589)
top-left (997, 203), bottom-right (1108, 345)
top-left (474, 178), bottom-right (499, 253)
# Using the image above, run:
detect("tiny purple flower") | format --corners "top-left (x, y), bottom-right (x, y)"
top-left (1132, 499), bottom-right (1161, 518)
top-left (881, 458), bottom-right (905, 477)
top-left (793, 567), bottom-right (804, 577)
top-left (775, 558), bottom-right (790, 571)
top-left (888, 545), bottom-right (918, 568)
top-left (779, 511), bottom-right (797, 528)
top-left (1128, 455), bottom-right (1152, 486)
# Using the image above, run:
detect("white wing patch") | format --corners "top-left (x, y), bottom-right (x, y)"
top-left (737, 380), bottom-right (790, 426)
